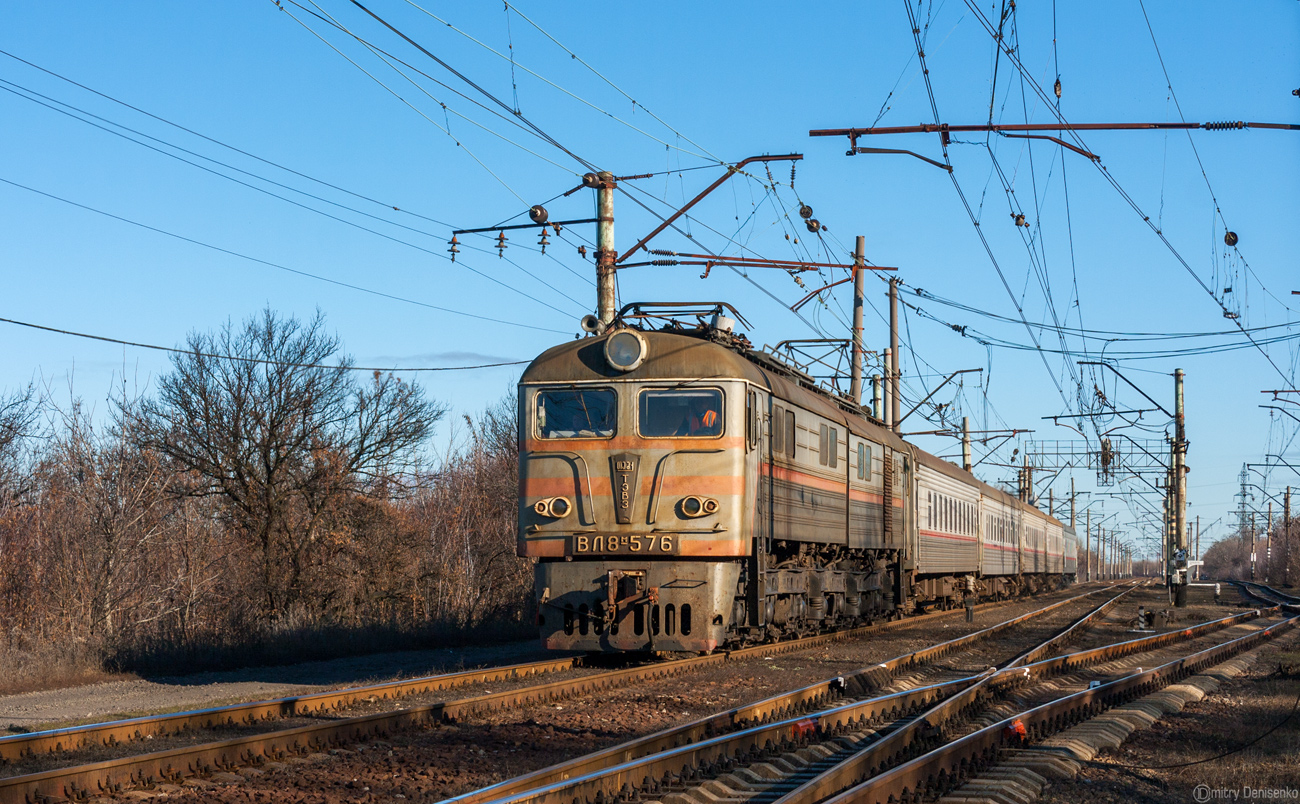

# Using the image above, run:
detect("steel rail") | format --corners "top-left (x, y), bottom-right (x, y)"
top-left (0, 587), bottom-right (1105, 803)
top-left (451, 584), bottom-right (1136, 804)
top-left (1232, 580), bottom-right (1300, 608)
top-left (0, 596), bottom-right (999, 765)
top-left (827, 613), bottom-right (1300, 804)
top-left (772, 604), bottom-right (1287, 804)
top-left (1, 585), bottom-right (1115, 765)
top-left (0, 658), bottom-right (580, 764)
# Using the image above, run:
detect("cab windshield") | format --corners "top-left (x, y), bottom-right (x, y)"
top-left (537, 388), bottom-right (616, 438)
top-left (639, 388), bottom-right (724, 438)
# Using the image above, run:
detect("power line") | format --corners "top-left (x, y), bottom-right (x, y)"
top-left (957, 0), bottom-right (1297, 393)
top-left (899, 0), bottom-right (1073, 416)
top-left (347, 0), bottom-right (598, 174)
top-left (0, 176), bottom-right (570, 335)
top-left (284, 0), bottom-right (583, 178)
top-left (0, 77), bottom-right (585, 317)
top-left (401, 0), bottom-right (720, 164)
top-left (0, 79), bottom-right (447, 243)
top-left (0, 315), bottom-right (528, 372)
top-left (501, 1), bottom-right (725, 165)
top-left (0, 47), bottom-right (455, 230)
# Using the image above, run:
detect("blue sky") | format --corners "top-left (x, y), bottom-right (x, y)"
top-left (2, 1), bottom-right (1297, 561)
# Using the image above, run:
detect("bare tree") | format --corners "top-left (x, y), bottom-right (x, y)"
top-left (0, 385), bottom-right (39, 501)
top-left (133, 309), bottom-right (445, 620)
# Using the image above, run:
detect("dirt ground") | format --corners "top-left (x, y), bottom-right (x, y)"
top-left (1039, 626), bottom-right (1300, 804)
top-left (0, 640), bottom-right (566, 733)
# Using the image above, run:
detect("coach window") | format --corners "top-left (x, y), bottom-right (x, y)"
top-left (784, 410), bottom-right (796, 459)
top-left (857, 443), bottom-right (870, 480)
top-left (828, 428), bottom-right (838, 468)
top-left (537, 388), bottom-right (616, 438)
top-left (638, 388), bottom-right (724, 438)
top-left (773, 406), bottom-right (785, 453)
top-left (818, 424), bottom-right (829, 465)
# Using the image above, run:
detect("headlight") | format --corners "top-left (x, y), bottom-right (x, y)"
top-left (680, 496), bottom-right (719, 518)
top-left (533, 496), bottom-right (572, 518)
top-left (604, 330), bottom-right (646, 372)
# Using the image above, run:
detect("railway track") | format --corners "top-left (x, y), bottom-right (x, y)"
top-left (447, 588), bottom-right (1290, 804)
top-left (0, 583), bottom-right (1123, 803)
top-left (819, 609), bottom-right (1298, 804)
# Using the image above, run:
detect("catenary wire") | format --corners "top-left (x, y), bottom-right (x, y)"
top-left (0, 315), bottom-right (528, 372)
top-left (0, 176), bottom-right (570, 335)
top-left (958, 0), bottom-right (1297, 392)
top-left (0, 47), bottom-right (456, 230)
top-left (0, 70), bottom-right (583, 317)
top-left (398, 0), bottom-right (719, 163)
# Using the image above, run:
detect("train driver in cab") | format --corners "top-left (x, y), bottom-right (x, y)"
top-left (681, 394), bottom-right (721, 437)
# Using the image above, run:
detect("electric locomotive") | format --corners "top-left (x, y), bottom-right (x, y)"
top-left (518, 304), bottom-right (1076, 653)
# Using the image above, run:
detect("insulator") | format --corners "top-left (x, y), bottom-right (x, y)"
top-left (1204, 120), bottom-right (1245, 131)
top-left (496, 230), bottom-right (508, 258)
top-left (447, 235), bottom-right (460, 262)
top-left (799, 204), bottom-right (814, 220)
top-left (551, 223), bottom-right (563, 234)
top-left (1224, 231), bottom-right (1239, 247)
top-left (578, 245), bottom-right (587, 259)
top-left (790, 163), bottom-right (797, 187)
top-left (529, 204), bottom-right (549, 224)
top-left (805, 218), bottom-right (820, 233)
top-left (649, 248), bottom-right (676, 256)
top-left (651, 260), bottom-right (678, 266)
top-left (1054, 78), bottom-right (1062, 99)
top-left (538, 228), bottom-right (550, 254)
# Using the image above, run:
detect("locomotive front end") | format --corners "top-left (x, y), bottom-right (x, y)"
top-left (518, 329), bottom-right (759, 653)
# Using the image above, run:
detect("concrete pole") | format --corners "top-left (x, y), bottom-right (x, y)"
top-left (962, 416), bottom-right (972, 472)
top-left (1106, 530), bottom-right (1112, 580)
top-left (850, 236), bottom-right (866, 405)
top-left (872, 375), bottom-right (883, 421)
top-left (1267, 501), bottom-right (1274, 584)
top-left (1173, 368), bottom-right (1188, 605)
top-left (1085, 510), bottom-right (1091, 582)
top-left (1195, 515), bottom-right (1201, 581)
top-left (1280, 486), bottom-right (1291, 586)
top-left (1070, 477), bottom-right (1076, 529)
top-left (881, 350), bottom-right (893, 428)
top-left (1251, 515), bottom-right (1258, 581)
top-left (889, 277), bottom-right (901, 430)
top-left (594, 172), bottom-right (618, 328)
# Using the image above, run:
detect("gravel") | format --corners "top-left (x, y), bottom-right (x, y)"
top-left (34, 585), bottom-right (1115, 803)
top-left (0, 640), bottom-right (564, 733)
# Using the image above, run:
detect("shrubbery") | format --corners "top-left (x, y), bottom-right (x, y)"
top-left (0, 310), bottom-right (531, 689)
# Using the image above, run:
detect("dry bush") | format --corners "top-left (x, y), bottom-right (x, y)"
top-left (0, 311), bottom-right (535, 686)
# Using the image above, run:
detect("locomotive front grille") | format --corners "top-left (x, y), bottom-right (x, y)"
top-left (535, 559), bottom-right (740, 653)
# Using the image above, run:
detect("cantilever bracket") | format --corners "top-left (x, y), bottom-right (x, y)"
top-left (850, 146), bottom-right (953, 172)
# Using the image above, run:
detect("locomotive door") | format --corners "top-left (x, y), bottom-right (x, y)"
top-left (899, 450), bottom-right (916, 565)
top-left (882, 453), bottom-right (894, 546)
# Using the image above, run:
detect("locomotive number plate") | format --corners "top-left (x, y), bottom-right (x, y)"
top-left (569, 534), bottom-right (677, 556)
